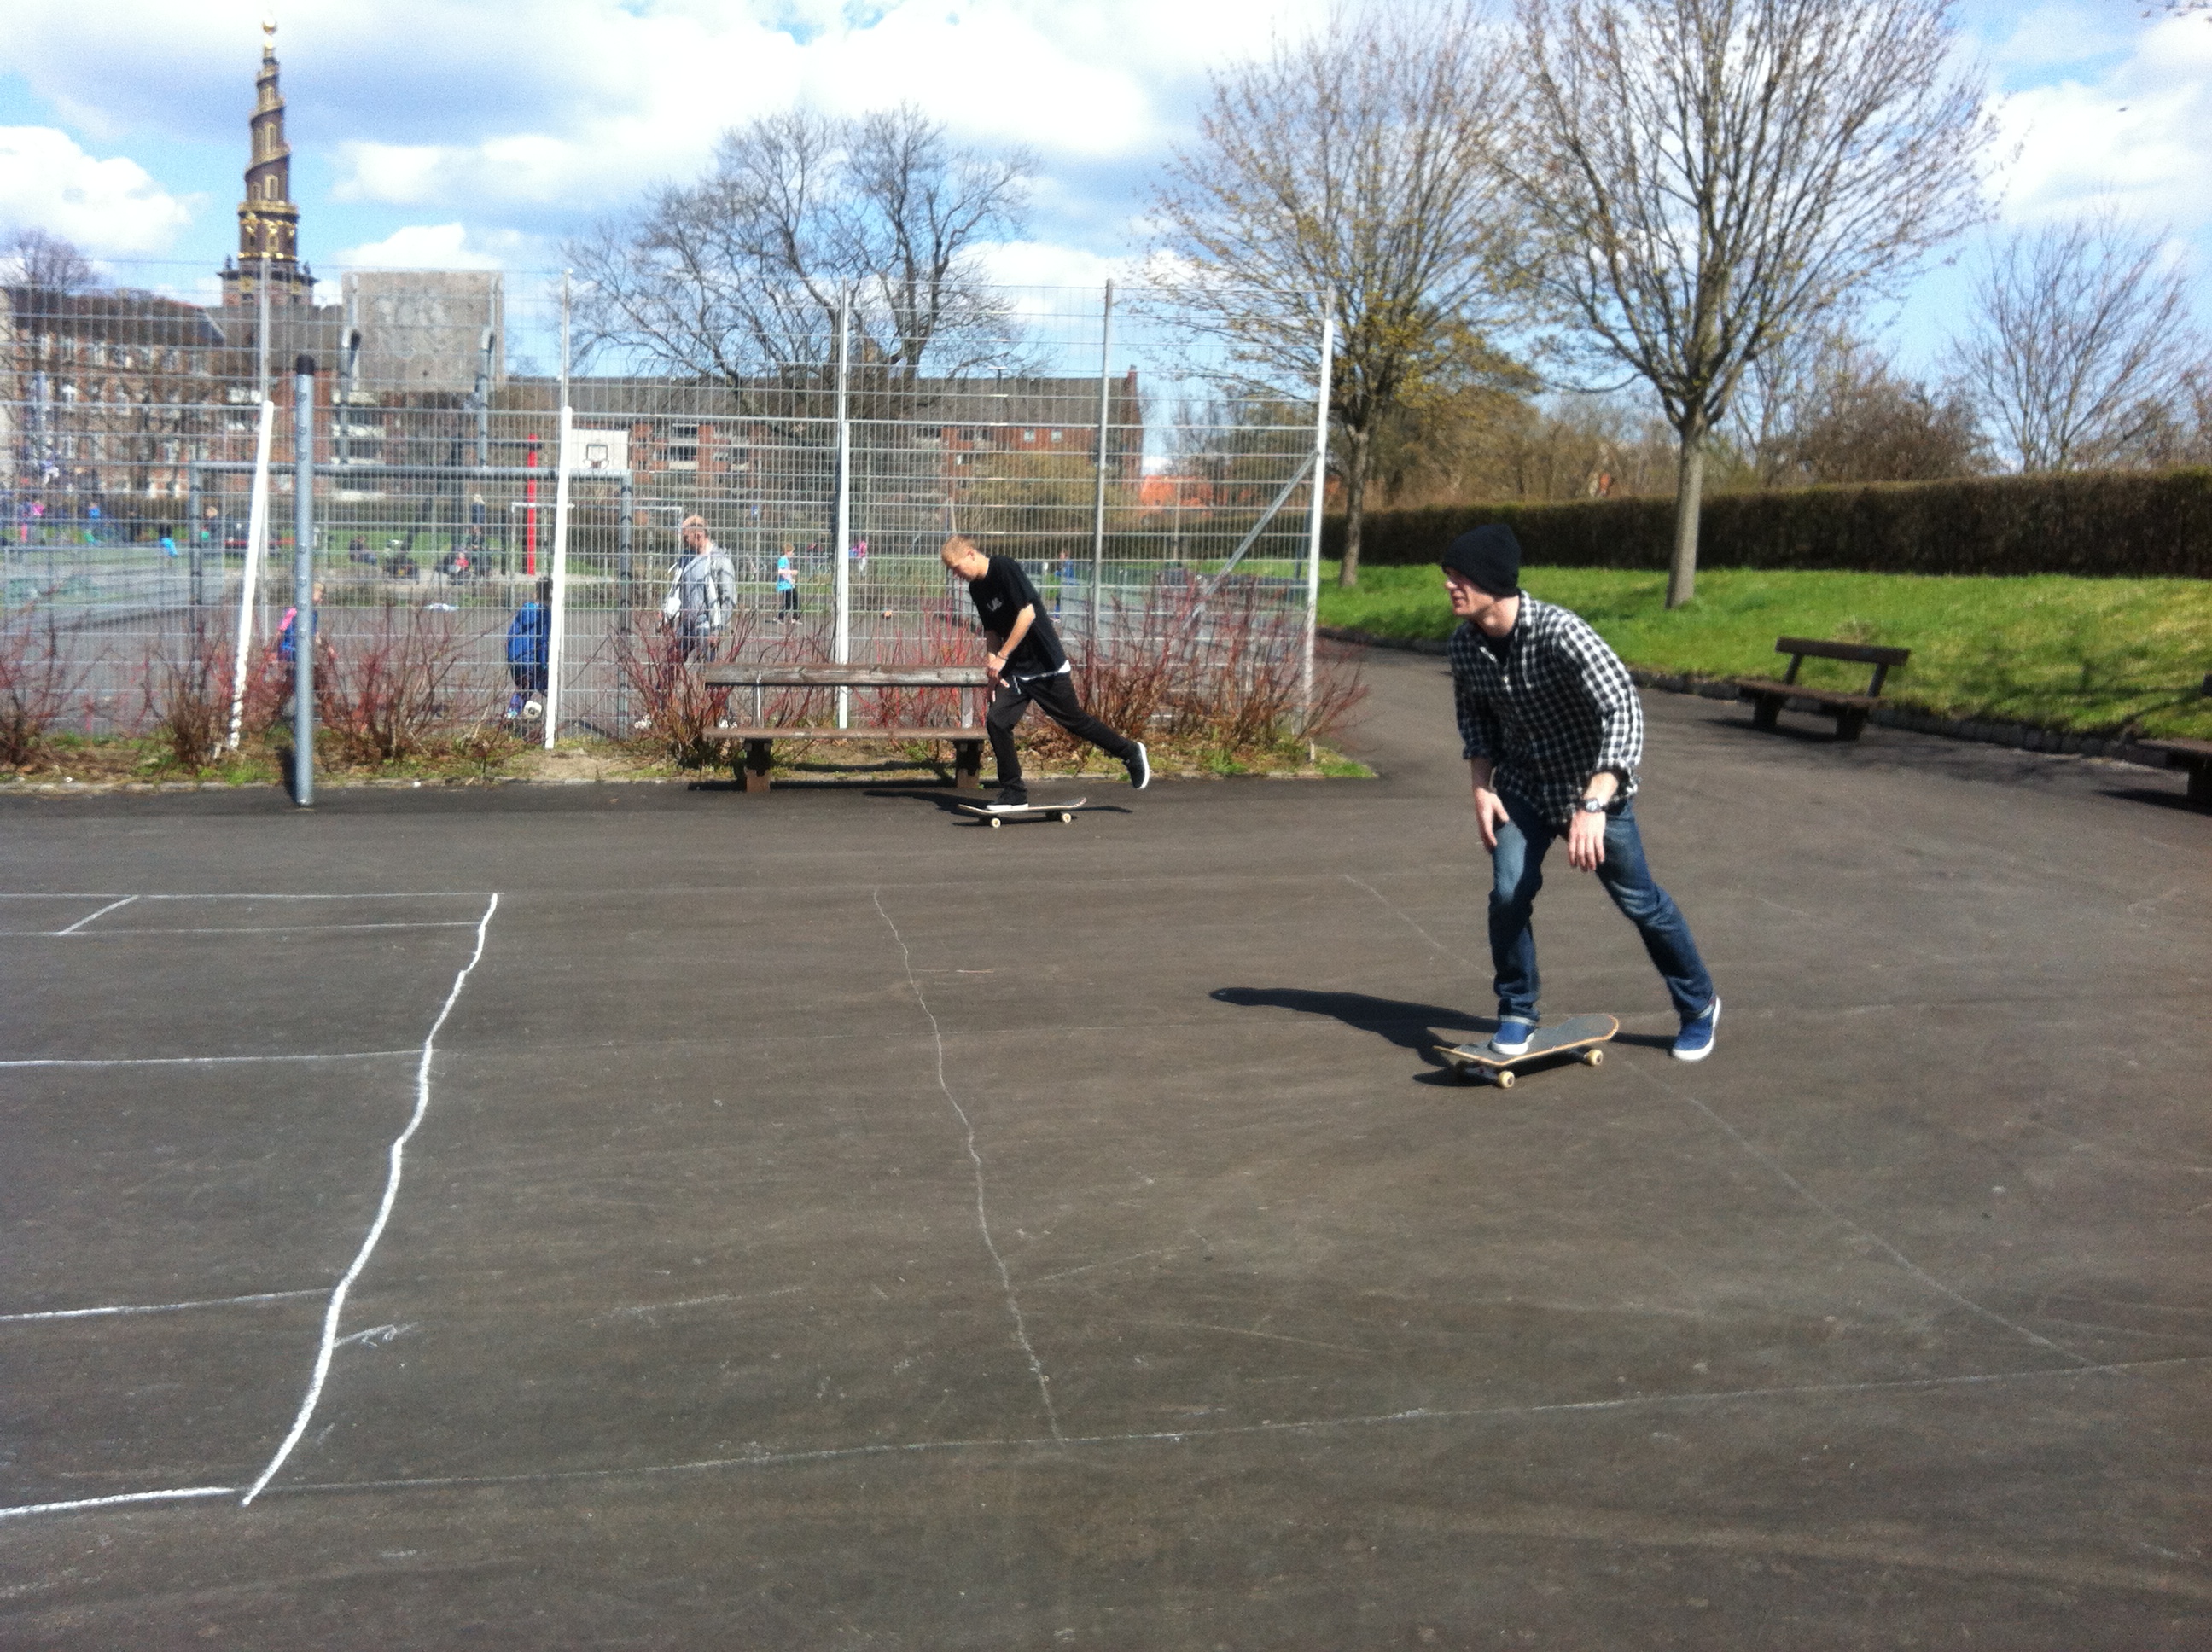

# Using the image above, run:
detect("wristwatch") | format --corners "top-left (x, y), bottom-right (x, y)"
top-left (1578, 797), bottom-right (1608, 814)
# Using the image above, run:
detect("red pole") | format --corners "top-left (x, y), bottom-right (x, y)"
top-left (525, 433), bottom-right (539, 576)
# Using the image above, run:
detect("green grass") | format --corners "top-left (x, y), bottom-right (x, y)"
top-left (1318, 564), bottom-right (2212, 740)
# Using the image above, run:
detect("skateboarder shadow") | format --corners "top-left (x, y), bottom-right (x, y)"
top-left (1212, 987), bottom-right (1494, 1077)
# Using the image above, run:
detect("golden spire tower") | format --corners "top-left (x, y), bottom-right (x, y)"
top-left (221, 22), bottom-right (316, 307)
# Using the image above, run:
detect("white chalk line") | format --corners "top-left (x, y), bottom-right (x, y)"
top-left (52, 894), bottom-right (137, 936)
top-left (55, 922), bottom-right (486, 938)
top-left (255, 1352), bottom-right (2209, 1504)
top-left (0, 1486), bottom-right (237, 1522)
top-left (6, 1351), bottom-right (2203, 1526)
top-left (1, 890), bottom-right (480, 906)
top-left (0, 1288), bottom-right (329, 1324)
top-left (1343, 873), bottom-right (2100, 1365)
top-left (240, 892), bottom-right (501, 1505)
top-left (873, 887), bottom-right (1062, 1443)
top-left (0, 1051), bottom-right (416, 1069)
top-left (131, 892), bottom-right (494, 900)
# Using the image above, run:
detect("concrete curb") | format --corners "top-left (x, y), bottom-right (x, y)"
top-left (1318, 625), bottom-right (2174, 771)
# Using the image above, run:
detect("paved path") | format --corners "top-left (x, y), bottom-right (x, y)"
top-left (1, 649), bottom-right (2206, 1648)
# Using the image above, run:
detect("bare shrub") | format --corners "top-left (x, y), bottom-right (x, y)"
top-left (1036, 576), bottom-right (1365, 766)
top-left (446, 696), bottom-right (531, 780)
top-left (317, 606), bottom-right (470, 765)
top-left (858, 616), bottom-right (984, 730)
top-left (144, 619), bottom-right (229, 774)
top-left (0, 605), bottom-right (80, 769)
top-left (613, 611), bottom-right (755, 768)
top-left (238, 646), bottom-right (290, 740)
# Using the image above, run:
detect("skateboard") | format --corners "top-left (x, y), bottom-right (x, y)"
top-left (1435, 1013), bottom-right (1618, 1088)
top-left (955, 795), bottom-right (1091, 828)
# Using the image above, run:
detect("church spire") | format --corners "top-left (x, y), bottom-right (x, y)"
top-left (221, 22), bottom-right (315, 308)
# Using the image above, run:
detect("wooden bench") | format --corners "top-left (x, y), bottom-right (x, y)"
top-left (694, 663), bottom-right (990, 794)
top-left (1736, 637), bottom-right (1912, 742)
top-left (2136, 736), bottom-right (2212, 806)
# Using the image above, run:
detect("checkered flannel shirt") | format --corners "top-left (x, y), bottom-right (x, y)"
top-left (1450, 595), bottom-right (1644, 827)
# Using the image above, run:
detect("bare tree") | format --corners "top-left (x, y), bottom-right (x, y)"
top-left (1947, 215), bottom-right (2203, 472)
top-left (569, 106), bottom-right (1035, 399)
top-left (1, 228), bottom-right (97, 295)
top-left (1144, 3), bottom-right (1529, 586)
top-left (1510, 0), bottom-right (1994, 604)
top-left (1727, 323), bottom-right (1982, 483)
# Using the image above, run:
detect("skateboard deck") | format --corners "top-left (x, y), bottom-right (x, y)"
top-left (956, 796), bottom-right (1091, 827)
top-left (1435, 1013), bottom-right (1618, 1088)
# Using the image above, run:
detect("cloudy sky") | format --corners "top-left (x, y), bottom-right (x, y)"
top-left (1, 0), bottom-right (2205, 374)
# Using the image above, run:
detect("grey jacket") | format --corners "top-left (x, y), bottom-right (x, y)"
top-left (667, 544), bottom-right (736, 631)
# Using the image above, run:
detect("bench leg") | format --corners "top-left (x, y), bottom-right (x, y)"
top-left (2187, 762), bottom-right (2211, 808)
top-left (742, 739), bottom-right (773, 794)
top-left (952, 739), bottom-right (982, 791)
top-left (1750, 695), bottom-right (1781, 731)
top-left (1835, 710), bottom-right (1868, 742)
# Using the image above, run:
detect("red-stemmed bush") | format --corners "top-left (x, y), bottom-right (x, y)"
top-left (0, 605), bottom-right (81, 769)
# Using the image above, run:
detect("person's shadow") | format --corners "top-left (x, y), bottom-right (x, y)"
top-left (1212, 987), bottom-right (1493, 1083)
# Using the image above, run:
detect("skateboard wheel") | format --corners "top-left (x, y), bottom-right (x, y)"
top-left (1583, 1048), bottom-right (1604, 1067)
top-left (988, 817), bottom-right (1002, 829)
top-left (1057, 811), bottom-right (1074, 823)
top-left (1495, 1068), bottom-right (1516, 1090)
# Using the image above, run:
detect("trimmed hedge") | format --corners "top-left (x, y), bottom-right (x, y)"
top-left (1328, 468), bottom-right (2212, 579)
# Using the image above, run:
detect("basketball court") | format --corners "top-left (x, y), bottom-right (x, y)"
top-left (2, 652), bottom-right (2207, 1647)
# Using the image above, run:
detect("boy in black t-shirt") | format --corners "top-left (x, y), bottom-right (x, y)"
top-left (941, 535), bottom-right (1150, 804)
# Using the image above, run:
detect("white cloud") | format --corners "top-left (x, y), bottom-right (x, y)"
top-left (331, 222), bottom-right (539, 270)
top-left (0, 126), bottom-right (195, 253)
top-left (2, 0), bottom-right (1329, 222)
top-left (976, 240), bottom-right (1139, 294)
top-left (1988, 14), bottom-right (2212, 234)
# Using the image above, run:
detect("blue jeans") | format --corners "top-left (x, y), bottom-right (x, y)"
top-left (1487, 789), bottom-right (1714, 1024)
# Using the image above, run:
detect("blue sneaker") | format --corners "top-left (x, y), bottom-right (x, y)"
top-left (1673, 998), bottom-right (1721, 1062)
top-left (1489, 1015), bottom-right (1536, 1057)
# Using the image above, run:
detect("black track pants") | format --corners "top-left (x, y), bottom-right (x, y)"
top-left (987, 671), bottom-right (1136, 784)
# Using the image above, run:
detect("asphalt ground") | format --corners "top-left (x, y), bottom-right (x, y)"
top-left (1, 649), bottom-right (2207, 1649)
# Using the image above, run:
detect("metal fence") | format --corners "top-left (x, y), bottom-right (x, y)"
top-left (1, 265), bottom-right (1330, 747)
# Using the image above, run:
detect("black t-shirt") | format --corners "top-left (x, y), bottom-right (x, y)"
top-left (967, 556), bottom-right (1066, 674)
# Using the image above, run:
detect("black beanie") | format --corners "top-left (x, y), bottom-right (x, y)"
top-left (1441, 524), bottom-right (1521, 596)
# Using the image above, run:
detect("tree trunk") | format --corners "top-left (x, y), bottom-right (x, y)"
top-left (1338, 426), bottom-right (1371, 589)
top-left (1667, 423), bottom-right (1705, 608)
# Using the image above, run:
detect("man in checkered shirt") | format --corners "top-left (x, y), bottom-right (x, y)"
top-left (1444, 524), bottom-right (1720, 1062)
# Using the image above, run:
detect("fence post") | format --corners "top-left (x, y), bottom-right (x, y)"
top-left (1090, 280), bottom-right (1114, 649)
top-left (834, 287), bottom-right (852, 729)
top-left (291, 354), bottom-right (317, 807)
top-left (186, 462), bottom-right (203, 608)
top-left (224, 399), bottom-right (276, 751)
top-left (544, 272), bottom-right (574, 749)
top-left (1301, 315), bottom-right (1335, 747)
top-left (617, 474), bottom-right (633, 732)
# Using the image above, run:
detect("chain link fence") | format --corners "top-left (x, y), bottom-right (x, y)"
top-left (3, 265), bottom-right (1331, 754)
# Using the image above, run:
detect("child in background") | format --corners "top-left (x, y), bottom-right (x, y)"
top-left (507, 577), bottom-right (552, 720)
